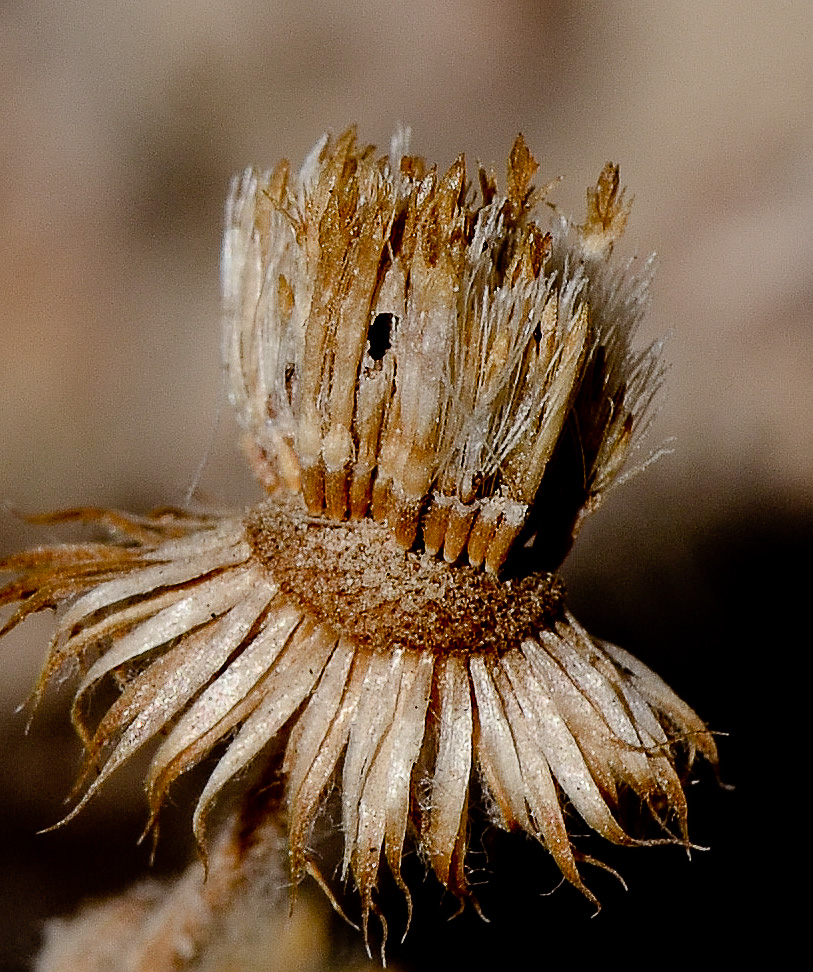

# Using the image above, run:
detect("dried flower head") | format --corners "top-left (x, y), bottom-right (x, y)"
top-left (1, 129), bottom-right (717, 954)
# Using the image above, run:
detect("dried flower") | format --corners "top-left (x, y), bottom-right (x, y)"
top-left (1, 129), bottom-right (717, 955)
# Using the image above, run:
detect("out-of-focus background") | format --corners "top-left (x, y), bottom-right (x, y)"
top-left (1, 1), bottom-right (808, 968)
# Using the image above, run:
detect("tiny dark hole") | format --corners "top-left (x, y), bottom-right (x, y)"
top-left (284, 363), bottom-right (296, 402)
top-left (368, 313), bottom-right (395, 361)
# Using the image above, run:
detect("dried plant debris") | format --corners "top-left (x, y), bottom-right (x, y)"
top-left (2, 129), bottom-right (717, 961)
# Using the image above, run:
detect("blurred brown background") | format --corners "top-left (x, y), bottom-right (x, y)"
top-left (1, 1), bottom-right (809, 968)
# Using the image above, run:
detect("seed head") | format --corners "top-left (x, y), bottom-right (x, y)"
top-left (224, 128), bottom-right (662, 571)
top-left (1, 129), bottom-right (717, 956)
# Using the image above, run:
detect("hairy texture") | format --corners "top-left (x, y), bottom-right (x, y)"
top-left (223, 129), bottom-right (664, 573)
top-left (34, 805), bottom-right (329, 972)
top-left (0, 502), bottom-right (716, 954)
top-left (0, 131), bottom-right (718, 960)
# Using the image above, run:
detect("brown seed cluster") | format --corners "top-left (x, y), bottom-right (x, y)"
top-left (246, 500), bottom-right (566, 657)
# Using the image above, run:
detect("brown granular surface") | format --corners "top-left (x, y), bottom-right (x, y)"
top-left (246, 500), bottom-right (565, 656)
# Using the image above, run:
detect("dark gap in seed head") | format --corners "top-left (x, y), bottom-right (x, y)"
top-left (533, 320), bottom-right (543, 346)
top-left (388, 206), bottom-right (407, 258)
top-left (284, 363), bottom-right (296, 405)
top-left (368, 313), bottom-right (395, 363)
